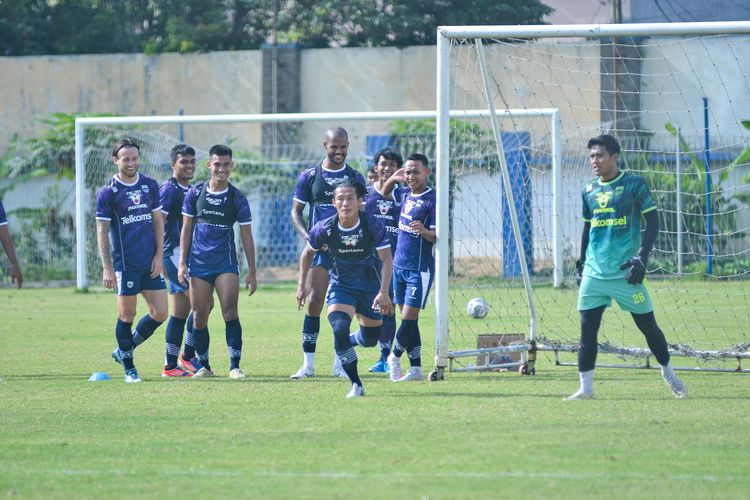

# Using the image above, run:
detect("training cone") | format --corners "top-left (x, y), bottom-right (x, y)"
top-left (88, 372), bottom-right (111, 382)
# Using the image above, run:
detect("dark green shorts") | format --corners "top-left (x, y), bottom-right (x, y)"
top-left (577, 275), bottom-right (653, 314)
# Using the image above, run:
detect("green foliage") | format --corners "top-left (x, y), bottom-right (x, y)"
top-left (1, 0), bottom-right (552, 55)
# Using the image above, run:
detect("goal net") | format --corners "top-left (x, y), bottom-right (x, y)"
top-left (435, 22), bottom-right (750, 376)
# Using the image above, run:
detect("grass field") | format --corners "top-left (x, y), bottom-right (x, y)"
top-left (1, 285), bottom-right (749, 499)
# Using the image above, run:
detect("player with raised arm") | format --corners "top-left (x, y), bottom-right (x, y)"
top-left (96, 138), bottom-right (168, 383)
top-left (381, 153), bottom-right (436, 382)
top-left (364, 148), bottom-right (403, 373)
top-left (567, 134), bottom-right (687, 400)
top-left (159, 144), bottom-right (202, 377)
top-left (297, 181), bottom-right (393, 398)
top-left (289, 127), bottom-right (366, 380)
top-left (0, 200), bottom-right (23, 288)
top-left (178, 144), bottom-right (257, 380)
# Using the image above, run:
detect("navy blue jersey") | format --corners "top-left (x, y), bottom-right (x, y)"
top-left (393, 187), bottom-right (437, 273)
top-left (95, 173), bottom-right (162, 272)
top-left (365, 184), bottom-right (401, 253)
top-left (307, 213), bottom-right (390, 291)
top-left (159, 177), bottom-right (190, 255)
top-left (182, 183), bottom-right (252, 270)
top-left (293, 162), bottom-right (366, 229)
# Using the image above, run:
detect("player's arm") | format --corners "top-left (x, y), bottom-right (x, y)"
top-left (381, 168), bottom-right (404, 199)
top-left (0, 225), bottom-right (23, 288)
top-left (619, 210), bottom-right (659, 285)
top-left (296, 244), bottom-right (315, 310)
top-left (150, 208), bottom-right (165, 278)
top-left (178, 215), bottom-right (193, 286)
top-left (239, 223), bottom-right (257, 296)
top-left (290, 200), bottom-right (309, 241)
top-left (373, 247), bottom-right (394, 316)
top-left (576, 221), bottom-right (591, 285)
top-left (96, 219), bottom-right (115, 289)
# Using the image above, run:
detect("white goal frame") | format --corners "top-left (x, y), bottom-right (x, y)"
top-left (434, 21), bottom-right (750, 379)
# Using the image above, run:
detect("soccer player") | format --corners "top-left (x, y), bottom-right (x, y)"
top-left (363, 148), bottom-right (403, 373)
top-left (96, 138), bottom-right (168, 383)
top-left (178, 144), bottom-right (257, 380)
top-left (289, 127), bottom-right (367, 380)
top-left (297, 181), bottom-right (393, 398)
top-left (0, 199), bottom-right (23, 288)
top-left (381, 153), bottom-right (436, 382)
top-left (366, 165), bottom-right (378, 185)
top-left (567, 134), bottom-right (687, 400)
top-left (159, 144), bottom-right (204, 377)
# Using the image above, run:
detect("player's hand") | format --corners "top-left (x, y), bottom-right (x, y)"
top-left (10, 264), bottom-right (23, 289)
top-left (296, 283), bottom-right (307, 310)
top-left (575, 260), bottom-right (584, 287)
top-left (150, 254), bottom-right (164, 279)
top-left (410, 220), bottom-right (424, 235)
top-left (391, 167), bottom-right (406, 182)
top-left (178, 263), bottom-right (189, 287)
top-left (245, 273), bottom-right (257, 296)
top-left (102, 266), bottom-right (116, 290)
top-left (619, 255), bottom-right (647, 285)
top-left (373, 292), bottom-right (393, 316)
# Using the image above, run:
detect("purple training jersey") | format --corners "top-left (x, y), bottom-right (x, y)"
top-left (0, 200), bottom-right (7, 226)
top-left (182, 183), bottom-right (252, 270)
top-left (365, 184), bottom-right (401, 253)
top-left (160, 178), bottom-right (190, 255)
top-left (95, 173), bottom-right (162, 272)
top-left (393, 187), bottom-right (437, 273)
top-left (307, 213), bottom-right (390, 291)
top-left (293, 162), bottom-right (366, 229)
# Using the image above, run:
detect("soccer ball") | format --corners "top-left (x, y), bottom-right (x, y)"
top-left (466, 297), bottom-right (489, 319)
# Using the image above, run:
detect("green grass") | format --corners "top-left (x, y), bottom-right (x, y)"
top-left (1, 286), bottom-right (749, 498)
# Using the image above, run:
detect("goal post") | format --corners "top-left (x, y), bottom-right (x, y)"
top-left (435, 21), bottom-right (750, 377)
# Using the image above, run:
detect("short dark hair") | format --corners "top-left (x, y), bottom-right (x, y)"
top-left (587, 134), bottom-right (621, 155)
top-left (112, 137), bottom-right (140, 158)
top-left (170, 144), bottom-right (195, 163)
top-left (373, 148), bottom-right (404, 168)
top-left (209, 144), bottom-right (233, 159)
top-left (406, 152), bottom-right (429, 168)
top-left (333, 180), bottom-right (367, 199)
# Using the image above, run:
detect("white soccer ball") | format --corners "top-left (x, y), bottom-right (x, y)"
top-left (466, 297), bottom-right (489, 319)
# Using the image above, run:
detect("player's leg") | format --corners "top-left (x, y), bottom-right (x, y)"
top-left (370, 285), bottom-right (396, 373)
top-left (327, 301), bottom-right (364, 398)
top-left (390, 268), bottom-right (431, 382)
top-left (291, 260), bottom-right (328, 379)
top-left (163, 290), bottom-right (192, 376)
top-left (189, 275), bottom-right (215, 377)
top-left (128, 273), bottom-right (167, 360)
top-left (215, 272), bottom-right (245, 379)
top-left (114, 293), bottom-right (139, 376)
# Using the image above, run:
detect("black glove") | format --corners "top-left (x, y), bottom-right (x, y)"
top-left (619, 255), bottom-right (647, 285)
top-left (575, 260), bottom-right (584, 286)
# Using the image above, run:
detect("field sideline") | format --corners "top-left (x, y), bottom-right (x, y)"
top-left (1, 286), bottom-right (748, 498)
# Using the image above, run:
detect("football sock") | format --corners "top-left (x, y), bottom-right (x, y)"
top-left (349, 328), bottom-right (365, 346)
top-left (660, 361), bottom-right (676, 380)
top-left (580, 369), bottom-right (594, 393)
top-left (378, 341), bottom-right (391, 362)
top-left (183, 312), bottom-right (196, 359)
top-left (379, 314), bottom-right (396, 360)
top-left (303, 352), bottom-right (315, 369)
top-left (407, 345), bottom-right (422, 367)
top-left (195, 326), bottom-right (211, 371)
top-left (115, 319), bottom-right (135, 370)
top-left (302, 314), bottom-right (320, 353)
top-left (578, 306), bottom-right (605, 372)
top-left (361, 326), bottom-right (380, 347)
top-left (339, 348), bottom-right (361, 386)
top-left (392, 339), bottom-right (405, 358)
top-left (631, 311), bottom-right (671, 366)
top-left (165, 316), bottom-right (187, 368)
top-left (329, 311), bottom-right (361, 384)
top-left (226, 318), bottom-right (242, 370)
top-left (394, 319), bottom-right (417, 358)
top-left (132, 314), bottom-right (163, 347)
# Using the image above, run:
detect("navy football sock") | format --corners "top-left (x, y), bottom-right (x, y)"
top-left (132, 314), bottom-right (163, 347)
top-left (393, 319), bottom-right (417, 357)
top-left (195, 326), bottom-right (211, 371)
top-left (165, 316), bottom-right (187, 368)
top-left (183, 312), bottom-right (196, 359)
top-left (226, 318), bottom-right (243, 370)
top-left (115, 319), bottom-right (135, 370)
top-left (302, 314), bottom-right (320, 353)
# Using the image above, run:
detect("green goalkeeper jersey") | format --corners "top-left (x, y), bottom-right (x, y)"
top-left (581, 171), bottom-right (656, 279)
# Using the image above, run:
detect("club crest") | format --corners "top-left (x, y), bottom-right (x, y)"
top-left (126, 190), bottom-right (142, 205)
top-left (341, 231), bottom-right (361, 247)
top-left (376, 199), bottom-right (392, 215)
top-left (595, 191), bottom-right (612, 209)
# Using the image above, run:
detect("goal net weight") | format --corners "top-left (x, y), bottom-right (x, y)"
top-left (434, 21), bottom-right (750, 378)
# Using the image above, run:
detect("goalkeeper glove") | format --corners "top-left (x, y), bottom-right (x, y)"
top-left (575, 260), bottom-right (584, 286)
top-left (619, 253), bottom-right (647, 285)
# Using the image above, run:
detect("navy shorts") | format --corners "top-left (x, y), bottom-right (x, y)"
top-left (326, 285), bottom-right (383, 321)
top-left (164, 249), bottom-right (188, 294)
top-left (189, 264), bottom-right (239, 286)
top-left (311, 249), bottom-right (331, 270)
top-left (392, 266), bottom-right (433, 309)
top-left (115, 269), bottom-right (166, 296)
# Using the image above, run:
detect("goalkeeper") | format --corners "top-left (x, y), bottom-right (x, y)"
top-left (567, 134), bottom-right (687, 400)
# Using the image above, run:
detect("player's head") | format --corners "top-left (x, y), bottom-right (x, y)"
top-left (207, 144), bottom-right (234, 182)
top-left (403, 153), bottom-right (430, 192)
top-left (332, 180), bottom-right (367, 219)
top-left (111, 137), bottom-right (140, 180)
top-left (170, 144), bottom-right (196, 183)
top-left (587, 134), bottom-right (620, 180)
top-left (366, 166), bottom-right (377, 185)
top-left (373, 148), bottom-right (403, 183)
top-left (323, 127), bottom-right (349, 168)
